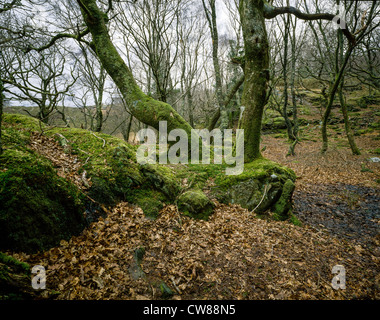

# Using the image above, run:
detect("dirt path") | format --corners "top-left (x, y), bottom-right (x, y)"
top-left (262, 133), bottom-right (380, 251)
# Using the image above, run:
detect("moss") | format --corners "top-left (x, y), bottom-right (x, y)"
top-left (0, 252), bottom-right (32, 300)
top-left (139, 164), bottom-right (181, 200)
top-left (369, 121), bottom-right (380, 130)
top-left (2, 113), bottom-right (44, 132)
top-left (357, 94), bottom-right (380, 109)
top-left (0, 148), bottom-right (86, 253)
top-left (177, 189), bottom-right (215, 221)
top-left (272, 179), bottom-right (295, 219)
top-left (209, 158), bottom-right (296, 216)
top-left (48, 127), bottom-right (144, 206)
top-left (355, 128), bottom-right (374, 136)
top-left (131, 189), bottom-right (166, 219)
top-left (0, 252), bottom-right (30, 276)
top-left (159, 281), bottom-right (174, 299)
top-left (214, 158), bottom-right (296, 188)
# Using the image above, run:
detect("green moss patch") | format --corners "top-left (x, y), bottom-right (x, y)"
top-left (177, 189), bottom-right (215, 220)
top-left (1, 114), bottom-right (183, 234)
top-left (210, 158), bottom-right (296, 218)
top-left (0, 252), bottom-right (32, 300)
top-left (0, 148), bottom-right (86, 253)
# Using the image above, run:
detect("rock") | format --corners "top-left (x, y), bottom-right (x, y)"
top-left (368, 157), bottom-right (380, 163)
top-left (140, 164), bottom-right (181, 199)
top-left (272, 179), bottom-right (295, 219)
top-left (210, 159), bottom-right (296, 217)
top-left (128, 247), bottom-right (146, 280)
top-left (177, 189), bottom-right (215, 220)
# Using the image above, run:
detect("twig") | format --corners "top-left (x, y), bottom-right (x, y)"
top-left (250, 183), bottom-right (271, 214)
top-left (170, 276), bottom-right (182, 295)
top-left (91, 132), bottom-right (106, 147)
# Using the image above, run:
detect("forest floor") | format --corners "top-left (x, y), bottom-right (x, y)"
top-left (7, 105), bottom-right (380, 300)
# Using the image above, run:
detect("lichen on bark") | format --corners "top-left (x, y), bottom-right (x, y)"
top-left (78, 0), bottom-right (193, 137)
top-left (239, 0), bottom-right (270, 162)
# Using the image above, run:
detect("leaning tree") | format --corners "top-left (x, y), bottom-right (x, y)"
top-left (32, 0), bottom-right (378, 163)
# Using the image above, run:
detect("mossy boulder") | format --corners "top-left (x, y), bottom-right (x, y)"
top-left (272, 179), bottom-right (296, 220)
top-left (1, 113), bottom-right (185, 248)
top-left (0, 252), bottom-right (33, 300)
top-left (177, 189), bottom-right (215, 220)
top-left (0, 148), bottom-right (86, 253)
top-left (210, 159), bottom-right (296, 218)
top-left (262, 116), bottom-right (288, 132)
top-left (139, 164), bottom-right (181, 200)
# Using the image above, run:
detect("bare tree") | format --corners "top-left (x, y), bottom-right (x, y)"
top-left (2, 45), bottom-right (77, 124)
top-left (114, 0), bottom-right (183, 104)
top-left (177, 2), bottom-right (208, 127)
top-left (70, 43), bottom-right (108, 132)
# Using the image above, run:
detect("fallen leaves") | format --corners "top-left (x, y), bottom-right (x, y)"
top-left (28, 132), bottom-right (90, 191)
top-left (8, 200), bottom-right (379, 300)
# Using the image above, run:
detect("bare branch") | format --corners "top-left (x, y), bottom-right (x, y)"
top-left (263, 1), bottom-right (356, 46)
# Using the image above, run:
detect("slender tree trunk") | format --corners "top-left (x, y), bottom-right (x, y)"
top-left (208, 74), bottom-right (245, 131)
top-left (239, 0), bottom-right (270, 162)
top-left (337, 31), bottom-right (360, 155)
top-left (187, 90), bottom-right (194, 128)
top-left (121, 114), bottom-right (133, 142)
top-left (0, 77), bottom-right (4, 155)
top-left (94, 65), bottom-right (105, 132)
top-left (321, 44), bottom-right (353, 154)
top-left (339, 81), bottom-right (360, 155)
top-left (282, 13), bottom-right (294, 145)
top-left (202, 0), bottom-right (228, 131)
top-left (40, 104), bottom-right (50, 124)
top-left (78, 0), bottom-right (193, 137)
top-left (288, 15), bottom-right (299, 156)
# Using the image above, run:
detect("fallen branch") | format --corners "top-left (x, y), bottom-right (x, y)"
top-left (251, 183), bottom-right (271, 214)
top-left (91, 132), bottom-right (106, 148)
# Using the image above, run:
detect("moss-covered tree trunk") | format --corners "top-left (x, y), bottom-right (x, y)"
top-left (337, 30), bottom-right (360, 156)
top-left (0, 77), bottom-right (3, 155)
top-left (202, 0), bottom-right (228, 132)
top-left (321, 40), bottom-right (353, 154)
top-left (338, 81), bottom-right (360, 155)
top-left (77, 0), bottom-right (193, 136)
top-left (239, 0), bottom-right (270, 162)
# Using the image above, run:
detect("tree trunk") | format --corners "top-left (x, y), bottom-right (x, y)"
top-left (339, 81), bottom-right (360, 155)
top-left (321, 43), bottom-right (353, 154)
top-left (337, 31), bottom-right (360, 155)
top-left (208, 74), bottom-right (245, 131)
top-left (0, 77), bottom-right (3, 155)
top-left (288, 14), bottom-right (299, 156)
top-left (78, 0), bottom-right (193, 137)
top-left (281, 12), bottom-right (294, 146)
top-left (239, 0), bottom-right (270, 162)
top-left (202, 0), bottom-right (228, 131)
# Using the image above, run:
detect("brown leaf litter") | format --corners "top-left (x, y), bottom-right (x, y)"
top-left (6, 128), bottom-right (379, 300)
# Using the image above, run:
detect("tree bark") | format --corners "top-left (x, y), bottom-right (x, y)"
top-left (77, 0), bottom-right (193, 137)
top-left (239, 0), bottom-right (270, 162)
top-left (208, 74), bottom-right (245, 131)
top-left (202, 0), bottom-right (228, 131)
top-left (0, 76), bottom-right (3, 155)
top-left (337, 30), bottom-right (360, 155)
top-left (321, 45), bottom-right (353, 154)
